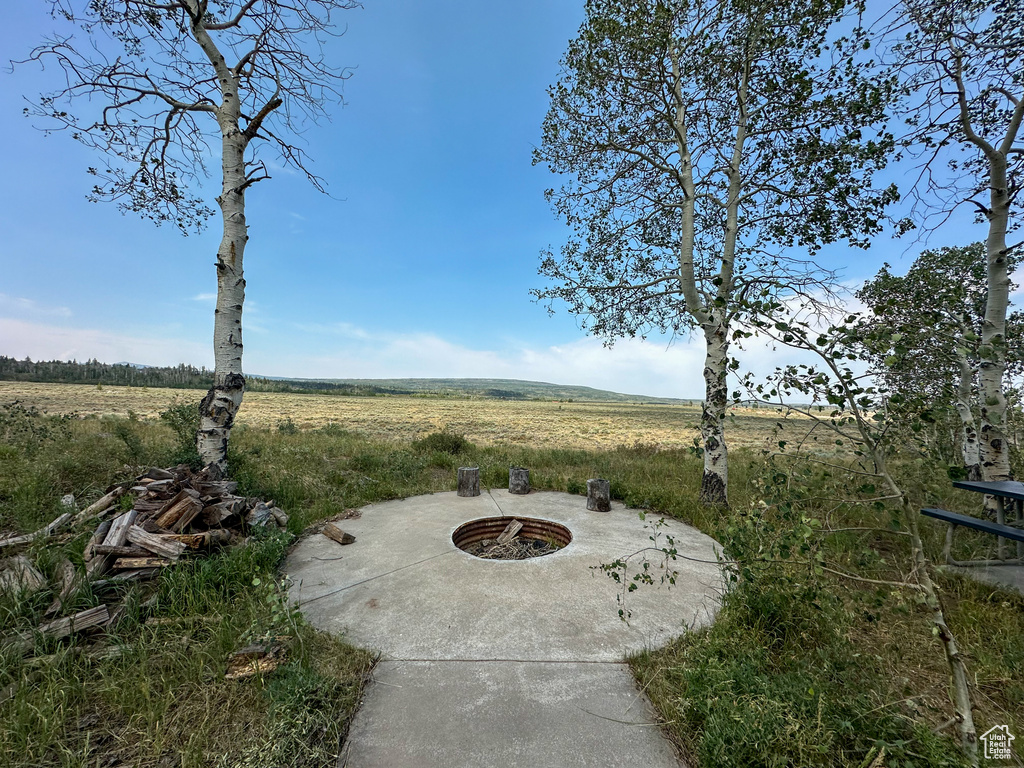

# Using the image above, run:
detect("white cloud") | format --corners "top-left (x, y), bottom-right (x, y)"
top-left (192, 293), bottom-right (217, 302)
top-left (255, 322), bottom-right (824, 400)
top-left (0, 318), bottom-right (210, 368)
top-left (1, 315), bottom-right (828, 400)
top-left (0, 293), bottom-right (72, 319)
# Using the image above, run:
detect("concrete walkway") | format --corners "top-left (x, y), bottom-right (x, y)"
top-left (284, 490), bottom-right (726, 768)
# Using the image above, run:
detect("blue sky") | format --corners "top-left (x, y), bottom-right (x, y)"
top-left (0, 1), bottom-right (994, 398)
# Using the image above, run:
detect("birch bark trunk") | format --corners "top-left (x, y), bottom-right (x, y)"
top-left (669, 44), bottom-right (746, 508)
top-left (954, 350), bottom-right (981, 480)
top-left (952, 63), bottom-right (1022, 486)
top-left (192, 16), bottom-right (249, 477)
top-left (978, 154), bottom-right (1013, 484)
top-left (700, 318), bottom-right (730, 505)
top-left (864, 429), bottom-right (978, 761)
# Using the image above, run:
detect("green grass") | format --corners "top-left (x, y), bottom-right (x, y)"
top-left (2, 408), bottom-right (1022, 767)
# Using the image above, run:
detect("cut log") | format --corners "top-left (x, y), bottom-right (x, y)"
top-left (322, 523), bottom-right (356, 545)
top-left (162, 530), bottom-right (231, 549)
top-left (45, 559), bottom-right (80, 617)
top-left (140, 467), bottom-right (175, 482)
top-left (203, 497), bottom-right (245, 526)
top-left (38, 605), bottom-right (110, 640)
top-left (509, 467), bottom-right (531, 495)
top-left (246, 502), bottom-right (273, 528)
top-left (457, 467), bottom-right (480, 497)
top-left (154, 490), bottom-right (201, 529)
top-left (111, 557), bottom-right (172, 570)
top-left (73, 487), bottom-right (126, 524)
top-left (0, 511), bottom-right (73, 551)
top-left (197, 480), bottom-right (238, 496)
top-left (93, 545), bottom-right (151, 558)
top-left (140, 518), bottom-right (167, 534)
top-left (170, 498), bottom-right (204, 533)
top-left (102, 511), bottom-right (138, 548)
top-left (90, 569), bottom-right (158, 589)
top-left (83, 519), bottom-right (113, 562)
top-left (496, 519), bottom-right (523, 545)
top-left (586, 478), bottom-right (611, 512)
top-left (85, 555), bottom-right (110, 581)
top-left (0, 556), bottom-right (46, 594)
top-left (125, 526), bottom-right (187, 560)
top-left (53, 558), bottom-right (77, 595)
top-left (269, 507), bottom-right (289, 528)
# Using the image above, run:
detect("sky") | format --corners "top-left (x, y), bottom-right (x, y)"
top-left (0, 0), bottom-right (997, 399)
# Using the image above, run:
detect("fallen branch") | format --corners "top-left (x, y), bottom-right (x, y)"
top-left (0, 512), bottom-right (73, 551)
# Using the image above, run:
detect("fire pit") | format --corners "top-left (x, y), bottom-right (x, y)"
top-left (452, 516), bottom-right (572, 560)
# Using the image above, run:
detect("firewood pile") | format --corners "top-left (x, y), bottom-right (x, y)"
top-left (0, 464), bottom-right (290, 653)
top-left (461, 519), bottom-right (561, 560)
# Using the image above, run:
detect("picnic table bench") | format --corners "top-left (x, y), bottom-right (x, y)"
top-left (923, 480), bottom-right (1024, 567)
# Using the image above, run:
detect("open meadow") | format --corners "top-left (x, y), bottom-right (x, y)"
top-left (1, 383), bottom-right (1021, 767)
top-left (0, 381), bottom-right (793, 451)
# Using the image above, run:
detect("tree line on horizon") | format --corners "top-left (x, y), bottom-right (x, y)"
top-left (0, 357), bottom-right (408, 397)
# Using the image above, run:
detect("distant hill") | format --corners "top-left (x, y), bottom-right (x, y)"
top-left (275, 377), bottom-right (690, 403)
top-left (0, 357), bottom-right (690, 403)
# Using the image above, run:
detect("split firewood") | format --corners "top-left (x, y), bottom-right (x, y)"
top-left (85, 555), bottom-right (110, 581)
top-left (170, 498), bottom-right (204, 533)
top-left (132, 498), bottom-right (169, 514)
top-left (139, 518), bottom-right (166, 534)
top-left (154, 490), bottom-right (201, 529)
top-left (0, 556), bottom-right (46, 595)
top-left (102, 511), bottom-right (138, 549)
top-left (44, 559), bottom-right (80, 617)
top-left (90, 569), bottom-right (159, 590)
top-left (247, 502), bottom-right (274, 528)
top-left (163, 530), bottom-right (232, 549)
top-left (82, 519), bottom-right (112, 562)
top-left (93, 545), bottom-right (150, 558)
top-left (0, 512), bottom-right (74, 551)
top-left (496, 519), bottom-right (524, 545)
top-left (197, 480), bottom-right (238, 496)
top-left (73, 487), bottom-right (126, 525)
top-left (111, 557), bottom-right (172, 571)
top-left (37, 605), bottom-right (110, 641)
top-left (322, 523), bottom-right (356, 545)
top-left (203, 497), bottom-right (245, 526)
top-left (125, 525), bottom-right (187, 560)
top-left (139, 467), bottom-right (176, 482)
top-left (106, 602), bottom-right (131, 629)
top-left (269, 507), bottom-right (289, 527)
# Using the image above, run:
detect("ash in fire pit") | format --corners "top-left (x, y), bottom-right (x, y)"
top-left (453, 516), bottom-right (572, 561)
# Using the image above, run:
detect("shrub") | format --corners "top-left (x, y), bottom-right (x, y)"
top-left (412, 430), bottom-right (474, 455)
top-left (159, 398), bottom-right (202, 467)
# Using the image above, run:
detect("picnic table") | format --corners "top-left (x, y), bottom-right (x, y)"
top-left (923, 480), bottom-right (1024, 566)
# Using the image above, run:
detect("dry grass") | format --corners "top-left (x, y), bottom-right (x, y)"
top-left (0, 381), bottom-right (796, 450)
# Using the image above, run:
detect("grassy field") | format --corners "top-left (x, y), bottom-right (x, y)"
top-left (0, 381), bottom-right (793, 450)
top-left (1, 386), bottom-right (1021, 767)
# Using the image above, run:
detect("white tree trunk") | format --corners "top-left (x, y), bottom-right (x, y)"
top-left (195, 40), bottom-right (249, 476)
top-left (700, 319), bottom-right (729, 505)
top-left (978, 154), bottom-right (1013, 484)
top-left (872, 456), bottom-right (978, 761)
top-left (954, 351), bottom-right (981, 480)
